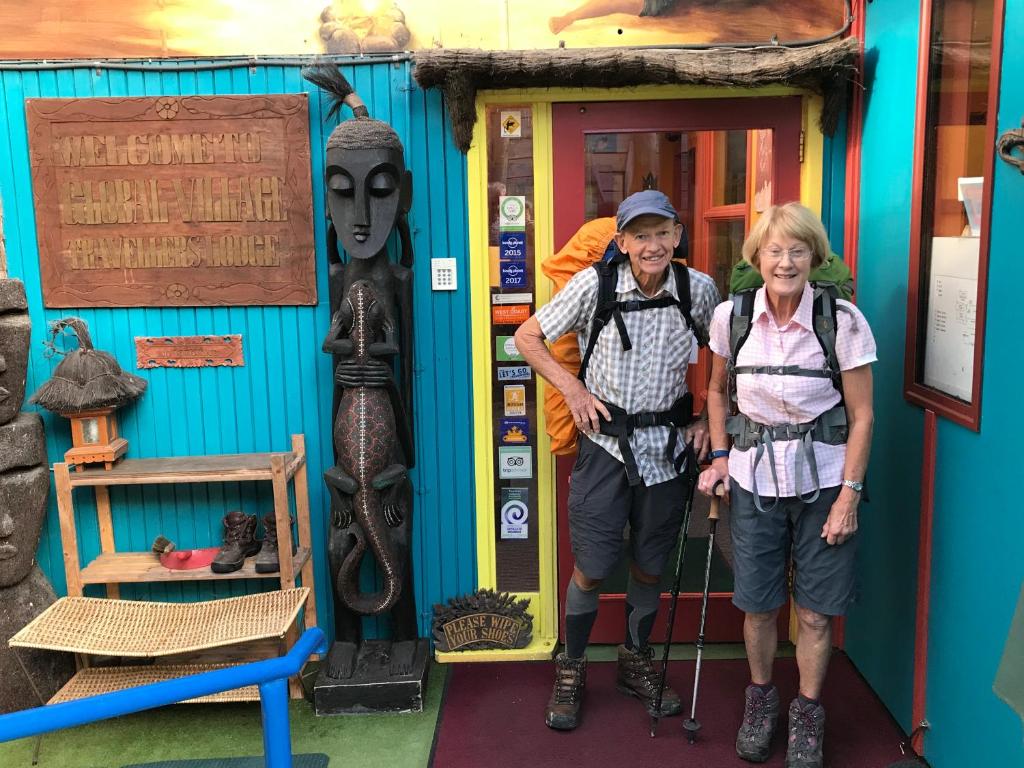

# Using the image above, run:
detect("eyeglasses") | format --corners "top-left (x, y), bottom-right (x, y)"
top-left (760, 246), bottom-right (812, 262)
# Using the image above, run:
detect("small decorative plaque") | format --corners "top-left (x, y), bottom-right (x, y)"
top-left (135, 335), bottom-right (244, 369)
top-left (431, 589), bottom-right (533, 652)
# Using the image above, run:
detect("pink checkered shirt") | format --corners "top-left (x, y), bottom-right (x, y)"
top-left (708, 284), bottom-right (877, 497)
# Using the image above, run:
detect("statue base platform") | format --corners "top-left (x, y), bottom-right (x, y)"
top-left (313, 638), bottom-right (430, 715)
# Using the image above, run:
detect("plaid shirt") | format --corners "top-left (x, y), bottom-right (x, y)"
top-left (709, 284), bottom-right (877, 496)
top-left (537, 261), bottom-right (720, 486)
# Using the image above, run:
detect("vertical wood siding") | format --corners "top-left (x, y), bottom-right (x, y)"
top-left (0, 59), bottom-right (477, 639)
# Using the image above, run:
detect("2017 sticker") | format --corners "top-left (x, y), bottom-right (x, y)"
top-left (500, 260), bottom-right (527, 289)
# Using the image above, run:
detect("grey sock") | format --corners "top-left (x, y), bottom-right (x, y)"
top-left (565, 579), bottom-right (600, 659)
top-left (624, 575), bottom-right (661, 651)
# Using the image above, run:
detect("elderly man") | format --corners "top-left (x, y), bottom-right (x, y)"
top-left (515, 190), bottom-right (720, 730)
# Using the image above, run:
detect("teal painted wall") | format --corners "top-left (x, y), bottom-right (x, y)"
top-left (923, 0), bottom-right (1024, 761)
top-left (845, 0), bottom-right (924, 732)
top-left (850, 0), bottom-right (1024, 762)
top-left (0, 59), bottom-right (477, 639)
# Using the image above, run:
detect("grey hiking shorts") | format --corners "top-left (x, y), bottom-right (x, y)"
top-left (567, 436), bottom-right (687, 580)
top-left (729, 483), bottom-right (858, 616)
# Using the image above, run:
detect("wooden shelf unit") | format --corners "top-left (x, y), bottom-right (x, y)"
top-left (52, 434), bottom-right (319, 698)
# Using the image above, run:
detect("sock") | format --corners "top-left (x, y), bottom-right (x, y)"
top-left (564, 579), bottom-right (599, 659)
top-left (624, 575), bottom-right (661, 651)
top-left (798, 693), bottom-right (820, 709)
top-left (752, 682), bottom-right (775, 694)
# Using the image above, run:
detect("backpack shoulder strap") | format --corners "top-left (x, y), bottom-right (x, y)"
top-left (812, 283), bottom-right (844, 397)
top-left (729, 289), bottom-right (757, 362)
top-left (578, 256), bottom-right (621, 383)
top-left (670, 261), bottom-right (701, 341)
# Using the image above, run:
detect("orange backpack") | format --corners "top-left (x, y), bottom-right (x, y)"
top-left (540, 217), bottom-right (617, 455)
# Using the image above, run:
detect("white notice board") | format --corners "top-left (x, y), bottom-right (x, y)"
top-left (923, 236), bottom-right (979, 402)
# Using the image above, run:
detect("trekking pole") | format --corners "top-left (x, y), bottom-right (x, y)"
top-left (683, 480), bottom-right (725, 744)
top-left (649, 441), bottom-right (699, 738)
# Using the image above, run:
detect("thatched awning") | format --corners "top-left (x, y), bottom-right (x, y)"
top-left (413, 38), bottom-right (859, 153)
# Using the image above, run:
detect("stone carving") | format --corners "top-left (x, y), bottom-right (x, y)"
top-left (0, 275), bottom-right (72, 711)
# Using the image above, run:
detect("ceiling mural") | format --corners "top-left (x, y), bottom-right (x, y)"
top-left (0, 1), bottom-right (848, 59)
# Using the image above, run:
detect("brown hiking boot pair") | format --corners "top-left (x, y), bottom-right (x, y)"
top-left (544, 645), bottom-right (682, 730)
top-left (211, 511), bottom-right (294, 574)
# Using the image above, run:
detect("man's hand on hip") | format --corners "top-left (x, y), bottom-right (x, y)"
top-left (564, 379), bottom-right (611, 434)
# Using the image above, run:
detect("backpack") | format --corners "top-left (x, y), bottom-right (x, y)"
top-left (730, 251), bottom-right (854, 300)
top-left (578, 244), bottom-right (699, 384)
top-left (539, 217), bottom-right (695, 454)
top-left (728, 282), bottom-right (844, 404)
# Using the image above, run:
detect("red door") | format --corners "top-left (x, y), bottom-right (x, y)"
top-left (552, 97), bottom-right (802, 644)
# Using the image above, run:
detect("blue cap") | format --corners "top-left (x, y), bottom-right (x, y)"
top-left (615, 190), bottom-right (679, 231)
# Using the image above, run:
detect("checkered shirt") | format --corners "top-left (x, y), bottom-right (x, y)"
top-left (708, 284), bottom-right (877, 496)
top-left (537, 261), bottom-right (720, 486)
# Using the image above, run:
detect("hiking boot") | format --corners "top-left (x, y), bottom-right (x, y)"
top-left (210, 511), bottom-right (260, 573)
top-left (615, 644), bottom-right (682, 717)
top-left (545, 653), bottom-right (586, 730)
top-left (786, 698), bottom-right (825, 768)
top-left (254, 512), bottom-right (295, 573)
top-left (736, 684), bottom-right (781, 762)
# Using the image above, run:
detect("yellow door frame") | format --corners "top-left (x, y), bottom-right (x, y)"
top-left (444, 85), bottom-right (823, 663)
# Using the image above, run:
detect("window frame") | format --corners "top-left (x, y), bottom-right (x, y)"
top-left (903, 0), bottom-right (1005, 430)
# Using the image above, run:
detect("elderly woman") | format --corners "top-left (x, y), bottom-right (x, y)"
top-left (697, 202), bottom-right (876, 768)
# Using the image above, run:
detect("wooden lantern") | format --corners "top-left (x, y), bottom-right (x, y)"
top-left (61, 407), bottom-right (128, 470)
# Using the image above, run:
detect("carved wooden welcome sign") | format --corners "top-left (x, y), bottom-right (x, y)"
top-left (26, 95), bottom-right (315, 307)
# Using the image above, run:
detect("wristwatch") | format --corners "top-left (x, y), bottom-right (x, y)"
top-left (842, 479), bottom-right (864, 493)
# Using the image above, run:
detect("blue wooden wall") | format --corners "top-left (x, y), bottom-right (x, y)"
top-left (923, 0), bottom-right (1024, 760)
top-left (850, 1), bottom-right (1024, 764)
top-left (844, 0), bottom-right (923, 731)
top-left (0, 58), bottom-right (478, 639)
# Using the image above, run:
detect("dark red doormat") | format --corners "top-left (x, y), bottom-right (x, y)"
top-left (431, 654), bottom-right (906, 768)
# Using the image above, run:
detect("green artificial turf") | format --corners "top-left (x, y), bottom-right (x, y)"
top-left (0, 663), bottom-right (445, 768)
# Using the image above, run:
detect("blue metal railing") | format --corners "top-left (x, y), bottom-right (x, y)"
top-left (0, 627), bottom-right (327, 768)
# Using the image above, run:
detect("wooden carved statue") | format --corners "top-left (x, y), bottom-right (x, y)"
top-left (302, 65), bottom-right (419, 682)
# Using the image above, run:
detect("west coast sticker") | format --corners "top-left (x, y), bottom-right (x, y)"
top-left (492, 304), bottom-right (531, 325)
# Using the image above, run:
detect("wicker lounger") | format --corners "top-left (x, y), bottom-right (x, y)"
top-left (10, 588), bottom-right (309, 656)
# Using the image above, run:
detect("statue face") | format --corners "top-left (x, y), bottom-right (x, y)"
top-left (326, 146), bottom-right (411, 260)
top-left (0, 467), bottom-right (48, 587)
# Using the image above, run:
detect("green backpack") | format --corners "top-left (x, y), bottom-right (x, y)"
top-left (729, 251), bottom-right (854, 299)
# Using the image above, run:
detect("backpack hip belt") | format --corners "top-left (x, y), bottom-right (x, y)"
top-left (597, 392), bottom-right (696, 487)
top-left (726, 405), bottom-right (848, 513)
